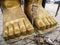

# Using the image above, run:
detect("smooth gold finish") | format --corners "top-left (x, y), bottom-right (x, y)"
top-left (34, 17), bottom-right (46, 30)
top-left (13, 22), bottom-right (21, 37)
top-left (8, 24), bottom-right (15, 39)
top-left (2, 0), bottom-right (20, 8)
top-left (3, 27), bottom-right (9, 41)
top-left (24, 18), bottom-right (34, 34)
top-left (18, 19), bottom-right (26, 35)
top-left (24, 0), bottom-right (57, 30)
top-left (3, 0), bottom-right (34, 41)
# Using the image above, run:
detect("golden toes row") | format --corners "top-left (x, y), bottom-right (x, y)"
top-left (24, 3), bottom-right (57, 30)
top-left (39, 6), bottom-right (57, 25)
top-left (34, 10), bottom-right (57, 30)
top-left (3, 0), bottom-right (34, 41)
top-left (3, 18), bottom-right (34, 41)
top-left (3, 0), bottom-right (57, 41)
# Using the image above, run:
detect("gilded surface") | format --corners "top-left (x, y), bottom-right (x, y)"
top-left (3, 0), bottom-right (34, 41)
top-left (24, 0), bottom-right (57, 30)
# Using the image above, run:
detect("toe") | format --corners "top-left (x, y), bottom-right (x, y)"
top-left (13, 22), bottom-right (21, 37)
top-left (18, 19), bottom-right (26, 35)
top-left (23, 18), bottom-right (34, 34)
top-left (7, 24), bottom-right (15, 39)
top-left (3, 27), bottom-right (9, 41)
